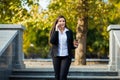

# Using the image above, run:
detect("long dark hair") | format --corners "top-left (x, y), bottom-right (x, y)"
top-left (50, 15), bottom-right (68, 36)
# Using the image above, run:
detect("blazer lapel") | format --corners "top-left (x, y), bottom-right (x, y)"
top-left (66, 31), bottom-right (70, 42)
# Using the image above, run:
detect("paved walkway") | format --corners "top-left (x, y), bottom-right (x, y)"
top-left (23, 59), bottom-right (109, 71)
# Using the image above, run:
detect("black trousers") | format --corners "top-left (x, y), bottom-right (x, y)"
top-left (52, 56), bottom-right (72, 80)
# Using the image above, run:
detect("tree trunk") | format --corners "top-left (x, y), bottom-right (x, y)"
top-left (74, 0), bottom-right (88, 65)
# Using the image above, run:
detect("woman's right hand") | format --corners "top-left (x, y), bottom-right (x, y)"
top-left (55, 23), bottom-right (60, 31)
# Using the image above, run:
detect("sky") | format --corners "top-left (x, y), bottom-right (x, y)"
top-left (39, 0), bottom-right (50, 10)
top-left (22, 0), bottom-right (50, 11)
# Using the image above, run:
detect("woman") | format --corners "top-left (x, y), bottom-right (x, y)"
top-left (49, 15), bottom-right (78, 80)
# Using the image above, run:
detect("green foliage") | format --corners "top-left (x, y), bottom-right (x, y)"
top-left (47, 0), bottom-right (110, 58)
top-left (47, 0), bottom-right (78, 32)
top-left (1, 0), bottom-right (120, 58)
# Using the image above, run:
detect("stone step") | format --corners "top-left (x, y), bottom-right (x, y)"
top-left (11, 69), bottom-right (118, 76)
top-left (9, 68), bottom-right (119, 80)
top-left (9, 75), bottom-right (120, 80)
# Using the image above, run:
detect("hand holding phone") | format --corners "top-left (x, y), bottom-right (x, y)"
top-left (73, 39), bottom-right (78, 48)
top-left (56, 23), bottom-right (61, 31)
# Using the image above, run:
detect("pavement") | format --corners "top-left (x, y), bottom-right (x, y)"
top-left (23, 58), bottom-right (109, 71)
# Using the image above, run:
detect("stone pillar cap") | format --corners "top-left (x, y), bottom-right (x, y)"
top-left (107, 25), bottom-right (120, 31)
top-left (0, 24), bottom-right (25, 30)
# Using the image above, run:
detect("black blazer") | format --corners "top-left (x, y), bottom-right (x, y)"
top-left (50, 29), bottom-right (75, 58)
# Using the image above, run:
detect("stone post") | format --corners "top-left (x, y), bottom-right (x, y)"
top-left (0, 24), bottom-right (25, 69)
top-left (107, 25), bottom-right (120, 71)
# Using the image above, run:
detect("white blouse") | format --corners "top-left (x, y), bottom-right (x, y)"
top-left (57, 28), bottom-right (68, 56)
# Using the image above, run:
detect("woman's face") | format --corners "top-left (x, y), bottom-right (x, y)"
top-left (57, 18), bottom-right (65, 28)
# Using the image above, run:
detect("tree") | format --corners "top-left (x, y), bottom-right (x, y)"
top-left (1, 0), bottom-right (120, 59)
top-left (74, 0), bottom-right (88, 65)
top-left (0, 0), bottom-right (21, 23)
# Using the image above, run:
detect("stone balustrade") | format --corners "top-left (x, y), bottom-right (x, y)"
top-left (107, 25), bottom-right (120, 75)
top-left (0, 24), bottom-right (25, 80)
top-left (1, 24), bottom-right (120, 79)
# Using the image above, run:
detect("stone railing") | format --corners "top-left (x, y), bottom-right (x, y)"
top-left (107, 25), bottom-right (120, 74)
top-left (0, 24), bottom-right (25, 80)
